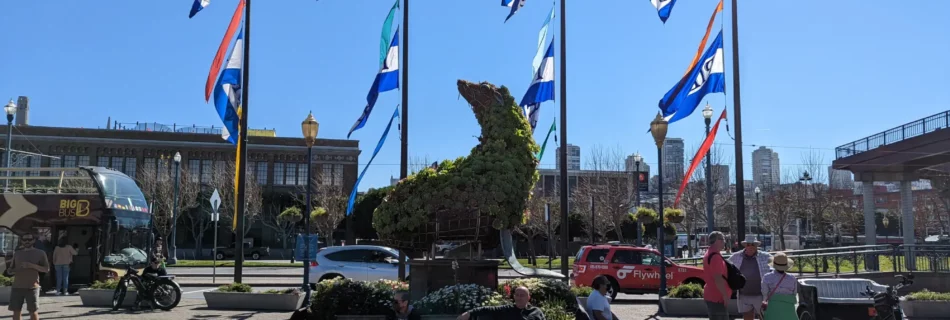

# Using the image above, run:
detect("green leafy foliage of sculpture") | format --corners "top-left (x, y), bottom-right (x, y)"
top-left (373, 80), bottom-right (540, 249)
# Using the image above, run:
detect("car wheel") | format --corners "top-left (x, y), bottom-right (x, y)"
top-left (251, 252), bottom-right (261, 260)
top-left (215, 252), bottom-right (224, 260)
top-left (606, 276), bottom-right (620, 300)
top-left (319, 274), bottom-right (343, 283)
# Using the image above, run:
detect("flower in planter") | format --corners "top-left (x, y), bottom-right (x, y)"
top-left (632, 207), bottom-right (658, 224)
top-left (310, 278), bottom-right (399, 319)
top-left (0, 275), bottom-right (12, 287)
top-left (414, 283), bottom-right (505, 315)
top-left (664, 208), bottom-right (685, 224)
top-left (665, 283), bottom-right (703, 299)
top-left (498, 278), bottom-right (578, 312)
top-left (217, 283), bottom-right (253, 293)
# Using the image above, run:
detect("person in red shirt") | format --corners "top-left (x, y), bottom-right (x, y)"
top-left (703, 231), bottom-right (732, 320)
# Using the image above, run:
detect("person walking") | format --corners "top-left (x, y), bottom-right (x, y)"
top-left (51, 237), bottom-right (78, 296)
top-left (703, 231), bottom-right (732, 320)
top-left (730, 236), bottom-right (771, 320)
top-left (587, 275), bottom-right (613, 320)
top-left (8, 233), bottom-right (50, 320)
top-left (761, 252), bottom-right (798, 320)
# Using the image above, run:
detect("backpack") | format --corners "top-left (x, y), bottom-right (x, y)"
top-left (707, 252), bottom-right (746, 291)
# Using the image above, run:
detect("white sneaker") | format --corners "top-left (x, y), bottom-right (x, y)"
top-left (55, 292), bottom-right (62, 296)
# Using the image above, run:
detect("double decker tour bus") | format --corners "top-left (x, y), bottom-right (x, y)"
top-left (0, 166), bottom-right (151, 293)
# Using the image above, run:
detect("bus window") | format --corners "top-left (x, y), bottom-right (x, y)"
top-left (97, 173), bottom-right (149, 214)
top-left (101, 211), bottom-right (151, 269)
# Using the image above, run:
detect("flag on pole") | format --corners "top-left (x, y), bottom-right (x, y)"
top-left (536, 119), bottom-right (556, 160)
top-left (533, 5), bottom-right (555, 74)
top-left (502, 0), bottom-right (514, 7)
top-left (680, 0), bottom-right (723, 79)
top-left (651, 0), bottom-right (678, 23)
top-left (674, 108), bottom-right (726, 208)
top-left (658, 31), bottom-right (725, 125)
top-left (204, 0), bottom-right (245, 102)
top-left (520, 41), bottom-right (555, 130)
top-left (189, 0), bottom-right (211, 18)
top-left (347, 105), bottom-right (400, 216)
top-left (505, 0), bottom-right (525, 22)
top-left (380, 0), bottom-right (399, 68)
top-left (212, 28), bottom-right (243, 145)
top-left (348, 29), bottom-right (400, 138)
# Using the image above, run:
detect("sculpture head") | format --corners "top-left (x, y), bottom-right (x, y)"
top-left (456, 80), bottom-right (529, 143)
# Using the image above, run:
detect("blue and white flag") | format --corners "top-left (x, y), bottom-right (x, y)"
top-left (658, 30), bottom-right (725, 125)
top-left (189, 0), bottom-right (211, 18)
top-left (651, 0), bottom-right (677, 23)
top-left (346, 106), bottom-right (399, 216)
top-left (520, 41), bottom-right (555, 131)
top-left (348, 29), bottom-right (400, 139)
top-left (533, 6), bottom-right (555, 75)
top-left (505, 0), bottom-right (525, 22)
top-left (212, 28), bottom-right (243, 145)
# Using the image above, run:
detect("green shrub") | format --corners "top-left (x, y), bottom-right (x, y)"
top-left (666, 283), bottom-right (703, 298)
top-left (414, 284), bottom-right (507, 315)
top-left (88, 279), bottom-right (135, 290)
top-left (906, 289), bottom-right (950, 301)
top-left (217, 283), bottom-right (253, 293)
top-left (539, 299), bottom-right (574, 320)
top-left (0, 274), bottom-right (11, 287)
top-left (261, 288), bottom-right (301, 294)
top-left (571, 285), bottom-right (593, 297)
top-left (499, 278), bottom-right (578, 311)
top-left (310, 278), bottom-right (402, 319)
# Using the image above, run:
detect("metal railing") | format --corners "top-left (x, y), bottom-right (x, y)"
top-left (672, 244), bottom-right (950, 277)
top-left (836, 110), bottom-right (950, 159)
top-left (0, 167), bottom-right (98, 194)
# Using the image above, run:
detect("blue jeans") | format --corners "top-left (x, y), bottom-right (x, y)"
top-left (55, 265), bottom-right (70, 293)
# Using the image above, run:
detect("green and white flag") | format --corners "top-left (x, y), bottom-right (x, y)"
top-left (537, 119), bottom-right (557, 160)
top-left (380, 0), bottom-right (399, 68)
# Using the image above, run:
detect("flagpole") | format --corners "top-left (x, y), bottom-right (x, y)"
top-left (234, 0), bottom-right (251, 284)
top-left (557, 0), bottom-right (569, 283)
top-left (397, 0), bottom-right (409, 282)
top-left (730, 0), bottom-right (746, 243)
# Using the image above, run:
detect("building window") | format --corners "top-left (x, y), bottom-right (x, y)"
top-left (111, 157), bottom-right (125, 173)
top-left (64, 155), bottom-right (77, 168)
top-left (28, 156), bottom-right (41, 176)
top-left (214, 160), bottom-right (226, 173)
top-left (201, 160), bottom-right (212, 184)
top-left (285, 163), bottom-right (298, 186)
top-left (322, 164), bottom-right (333, 185)
top-left (333, 164), bottom-right (343, 186)
top-left (255, 162), bottom-right (268, 185)
top-left (144, 158), bottom-right (156, 174)
top-left (188, 159), bottom-right (200, 183)
top-left (274, 163), bottom-right (285, 185)
top-left (125, 158), bottom-right (136, 178)
top-left (297, 163), bottom-right (308, 186)
top-left (50, 156), bottom-right (61, 168)
top-left (78, 155), bottom-right (90, 167)
top-left (97, 157), bottom-right (108, 168)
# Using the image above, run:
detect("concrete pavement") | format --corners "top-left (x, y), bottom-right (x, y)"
top-left (2, 293), bottom-right (696, 319)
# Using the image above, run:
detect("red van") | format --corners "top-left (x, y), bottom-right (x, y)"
top-left (572, 244), bottom-right (706, 299)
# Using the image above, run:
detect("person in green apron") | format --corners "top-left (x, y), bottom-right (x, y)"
top-left (761, 252), bottom-right (798, 320)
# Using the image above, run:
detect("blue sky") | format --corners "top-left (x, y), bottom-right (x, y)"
top-left (1, 1), bottom-right (948, 191)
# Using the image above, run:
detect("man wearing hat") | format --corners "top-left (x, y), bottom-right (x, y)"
top-left (729, 236), bottom-right (772, 320)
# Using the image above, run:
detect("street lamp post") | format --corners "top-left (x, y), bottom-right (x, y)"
top-left (754, 187), bottom-right (761, 239)
top-left (702, 104), bottom-right (714, 234)
top-left (301, 112), bottom-right (319, 304)
top-left (4, 100), bottom-right (16, 191)
top-left (649, 113), bottom-right (669, 300)
top-left (799, 171), bottom-right (813, 242)
top-left (634, 153), bottom-right (642, 246)
top-left (169, 152), bottom-right (181, 265)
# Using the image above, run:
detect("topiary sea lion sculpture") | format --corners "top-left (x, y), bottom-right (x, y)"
top-left (373, 80), bottom-right (564, 279)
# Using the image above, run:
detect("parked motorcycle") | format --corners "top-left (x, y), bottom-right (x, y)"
top-left (112, 262), bottom-right (182, 311)
top-left (860, 273), bottom-right (914, 320)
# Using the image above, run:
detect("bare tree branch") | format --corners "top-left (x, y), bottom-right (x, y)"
top-left (572, 145), bottom-right (634, 243)
top-left (209, 160), bottom-right (263, 238)
top-left (136, 160), bottom-right (201, 240)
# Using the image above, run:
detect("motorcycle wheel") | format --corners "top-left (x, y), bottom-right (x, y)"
top-left (150, 278), bottom-right (182, 311)
top-left (112, 280), bottom-right (128, 311)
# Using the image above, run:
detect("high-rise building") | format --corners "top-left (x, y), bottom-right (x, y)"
top-left (752, 146), bottom-right (780, 188)
top-left (556, 144), bottom-right (581, 170)
top-left (827, 166), bottom-right (853, 190)
top-left (662, 138), bottom-right (685, 191)
top-left (624, 154), bottom-right (651, 174)
top-left (711, 164), bottom-right (730, 192)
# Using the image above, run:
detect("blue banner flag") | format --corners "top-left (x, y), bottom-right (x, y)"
top-left (347, 106), bottom-right (400, 216)
top-left (380, 0), bottom-right (399, 68)
top-left (189, 0), bottom-right (210, 18)
top-left (348, 29), bottom-right (400, 138)
top-left (658, 30), bottom-right (725, 125)
top-left (533, 6), bottom-right (555, 75)
top-left (505, 0), bottom-right (525, 22)
top-left (651, 0), bottom-right (677, 23)
top-left (212, 28), bottom-right (243, 145)
top-left (520, 41), bottom-right (555, 130)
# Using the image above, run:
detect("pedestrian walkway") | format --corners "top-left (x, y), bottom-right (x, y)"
top-left (7, 293), bottom-right (704, 319)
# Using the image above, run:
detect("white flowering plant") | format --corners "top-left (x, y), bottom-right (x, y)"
top-left (413, 283), bottom-right (508, 315)
top-left (499, 278), bottom-right (579, 312)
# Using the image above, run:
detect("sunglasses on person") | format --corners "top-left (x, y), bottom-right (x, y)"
top-left (21, 238), bottom-right (34, 242)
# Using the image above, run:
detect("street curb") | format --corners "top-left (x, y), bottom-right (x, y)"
top-left (176, 275), bottom-right (524, 287)
top-left (175, 273), bottom-right (297, 278)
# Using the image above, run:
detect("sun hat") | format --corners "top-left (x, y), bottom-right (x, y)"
top-left (740, 235), bottom-right (761, 246)
top-left (771, 252), bottom-right (793, 271)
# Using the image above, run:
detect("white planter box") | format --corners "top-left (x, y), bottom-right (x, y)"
top-left (203, 291), bottom-right (304, 311)
top-left (900, 299), bottom-right (950, 318)
top-left (0, 286), bottom-right (10, 304)
top-left (659, 298), bottom-right (740, 317)
top-left (79, 289), bottom-right (138, 307)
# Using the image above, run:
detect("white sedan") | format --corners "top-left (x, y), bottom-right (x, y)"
top-left (308, 245), bottom-right (410, 283)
